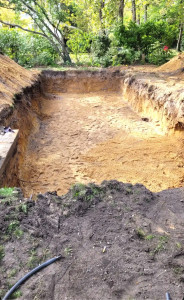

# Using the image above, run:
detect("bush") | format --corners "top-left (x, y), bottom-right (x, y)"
top-left (67, 31), bottom-right (91, 62)
top-left (91, 35), bottom-right (111, 58)
top-left (107, 47), bottom-right (141, 66)
top-left (0, 28), bottom-right (59, 67)
top-left (147, 41), bottom-right (175, 65)
top-left (112, 20), bottom-right (177, 57)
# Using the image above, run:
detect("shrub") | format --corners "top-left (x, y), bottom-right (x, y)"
top-left (91, 34), bottom-right (111, 58)
top-left (147, 41), bottom-right (175, 65)
top-left (0, 28), bottom-right (59, 67)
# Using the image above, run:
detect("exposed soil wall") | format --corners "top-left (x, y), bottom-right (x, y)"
top-left (0, 79), bottom-right (43, 188)
top-left (41, 70), bottom-right (121, 94)
top-left (120, 71), bottom-right (184, 133)
top-left (42, 69), bottom-right (184, 133)
top-left (1, 69), bottom-right (184, 195)
top-left (0, 54), bottom-right (39, 124)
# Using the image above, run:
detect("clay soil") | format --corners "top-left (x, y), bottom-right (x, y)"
top-left (20, 86), bottom-right (184, 196)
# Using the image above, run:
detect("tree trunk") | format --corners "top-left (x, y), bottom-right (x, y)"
top-left (137, 12), bottom-right (140, 25)
top-left (61, 41), bottom-right (71, 64)
top-left (144, 5), bottom-right (148, 22)
top-left (177, 23), bottom-right (183, 52)
top-left (99, 0), bottom-right (105, 33)
top-left (132, 0), bottom-right (136, 22)
top-left (119, 0), bottom-right (125, 22)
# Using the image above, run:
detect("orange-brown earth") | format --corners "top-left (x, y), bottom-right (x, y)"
top-left (1, 54), bottom-right (184, 300)
top-left (20, 87), bottom-right (184, 196)
top-left (1, 53), bottom-right (184, 196)
top-left (0, 54), bottom-right (38, 107)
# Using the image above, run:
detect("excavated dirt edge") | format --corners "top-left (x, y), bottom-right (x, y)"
top-left (42, 69), bottom-right (184, 133)
top-left (0, 78), bottom-right (43, 187)
top-left (1, 68), bottom-right (184, 190)
top-left (120, 71), bottom-right (184, 133)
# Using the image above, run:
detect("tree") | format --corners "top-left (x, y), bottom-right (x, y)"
top-left (176, 0), bottom-right (184, 51)
top-left (144, 4), bottom-right (148, 22)
top-left (131, 0), bottom-right (136, 22)
top-left (0, 0), bottom-right (79, 63)
top-left (119, 0), bottom-right (125, 22)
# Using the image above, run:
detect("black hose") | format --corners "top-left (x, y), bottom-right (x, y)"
top-left (166, 292), bottom-right (171, 300)
top-left (2, 255), bottom-right (63, 300)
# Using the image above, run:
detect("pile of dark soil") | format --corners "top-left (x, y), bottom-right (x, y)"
top-left (0, 181), bottom-right (184, 300)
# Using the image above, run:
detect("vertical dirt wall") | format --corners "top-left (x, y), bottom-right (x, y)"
top-left (120, 72), bottom-right (184, 133)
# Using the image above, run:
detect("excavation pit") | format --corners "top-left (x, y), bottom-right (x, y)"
top-left (1, 69), bottom-right (184, 300)
top-left (2, 70), bottom-right (184, 196)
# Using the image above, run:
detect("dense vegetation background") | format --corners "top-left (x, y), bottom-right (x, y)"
top-left (0, 0), bottom-right (183, 67)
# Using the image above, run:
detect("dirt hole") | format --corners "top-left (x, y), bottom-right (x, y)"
top-left (3, 70), bottom-right (184, 196)
top-left (1, 70), bottom-right (184, 300)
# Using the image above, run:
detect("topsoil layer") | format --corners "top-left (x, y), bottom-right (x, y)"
top-left (0, 181), bottom-right (184, 300)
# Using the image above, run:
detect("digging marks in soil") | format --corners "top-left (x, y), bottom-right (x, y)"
top-left (20, 91), bottom-right (184, 196)
top-left (1, 182), bottom-right (184, 299)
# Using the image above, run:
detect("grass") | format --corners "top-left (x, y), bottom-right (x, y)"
top-left (64, 246), bottom-right (73, 256)
top-left (8, 268), bottom-right (18, 278)
top-left (0, 187), bottom-right (14, 197)
top-left (9, 290), bottom-right (22, 299)
top-left (145, 234), bottom-right (155, 241)
top-left (71, 182), bottom-right (103, 203)
top-left (7, 221), bottom-right (24, 239)
top-left (136, 228), bottom-right (146, 239)
top-left (153, 235), bottom-right (169, 254)
top-left (0, 245), bottom-right (5, 261)
top-left (27, 249), bottom-right (40, 269)
top-left (7, 221), bottom-right (20, 233)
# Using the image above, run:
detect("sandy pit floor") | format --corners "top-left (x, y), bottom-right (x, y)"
top-left (19, 90), bottom-right (184, 197)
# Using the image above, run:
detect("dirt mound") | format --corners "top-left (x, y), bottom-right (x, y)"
top-left (0, 181), bottom-right (184, 300)
top-left (158, 53), bottom-right (184, 72)
top-left (0, 54), bottom-right (39, 119)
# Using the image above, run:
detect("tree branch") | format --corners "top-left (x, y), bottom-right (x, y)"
top-left (0, 19), bottom-right (46, 37)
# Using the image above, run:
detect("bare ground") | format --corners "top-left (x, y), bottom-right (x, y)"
top-left (0, 181), bottom-right (184, 300)
top-left (1, 54), bottom-right (184, 300)
top-left (19, 89), bottom-right (184, 196)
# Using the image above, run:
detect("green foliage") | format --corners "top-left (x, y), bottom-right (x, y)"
top-left (7, 220), bottom-right (20, 233)
top-left (0, 245), bottom-right (5, 261)
top-left (145, 234), bottom-right (155, 241)
top-left (90, 20), bottom-right (178, 67)
top-left (9, 290), bottom-right (22, 299)
top-left (147, 41), bottom-right (175, 65)
top-left (112, 20), bottom-right (177, 55)
top-left (18, 34), bottom-right (58, 67)
top-left (67, 31), bottom-right (91, 62)
top-left (0, 187), bottom-right (14, 197)
top-left (0, 1), bottom-right (180, 67)
top-left (0, 28), bottom-right (20, 61)
top-left (64, 246), bottom-right (73, 256)
top-left (71, 183), bottom-right (103, 202)
top-left (136, 228), bottom-right (146, 239)
top-left (91, 34), bottom-right (111, 58)
top-left (153, 235), bottom-right (169, 254)
top-left (27, 249), bottom-right (40, 269)
top-left (7, 220), bottom-right (23, 239)
top-left (0, 28), bottom-right (59, 67)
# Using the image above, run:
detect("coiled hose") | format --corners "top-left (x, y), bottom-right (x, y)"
top-left (2, 255), bottom-right (63, 300)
